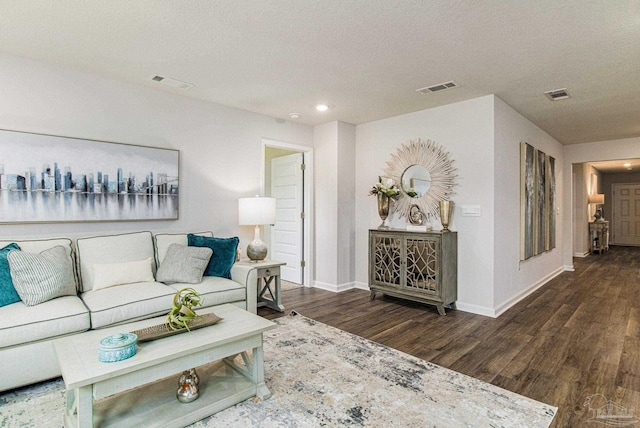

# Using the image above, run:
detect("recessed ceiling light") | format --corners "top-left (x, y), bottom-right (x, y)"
top-left (315, 104), bottom-right (330, 112)
top-left (289, 113), bottom-right (301, 119)
top-left (624, 162), bottom-right (632, 167)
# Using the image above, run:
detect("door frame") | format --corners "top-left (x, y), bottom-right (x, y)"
top-left (611, 182), bottom-right (640, 246)
top-left (261, 138), bottom-right (313, 286)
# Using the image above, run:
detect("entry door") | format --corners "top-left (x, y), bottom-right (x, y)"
top-left (271, 153), bottom-right (304, 283)
top-left (612, 183), bottom-right (640, 246)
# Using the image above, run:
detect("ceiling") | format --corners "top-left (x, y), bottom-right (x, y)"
top-left (0, 1), bottom-right (638, 145)
top-left (590, 158), bottom-right (640, 173)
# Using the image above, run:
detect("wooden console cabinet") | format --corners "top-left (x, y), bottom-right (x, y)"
top-left (369, 229), bottom-right (457, 315)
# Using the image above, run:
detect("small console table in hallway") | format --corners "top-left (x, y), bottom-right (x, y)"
top-left (589, 221), bottom-right (609, 254)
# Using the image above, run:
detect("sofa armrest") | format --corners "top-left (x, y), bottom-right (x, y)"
top-left (230, 264), bottom-right (257, 314)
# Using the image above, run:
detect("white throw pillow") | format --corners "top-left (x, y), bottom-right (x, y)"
top-left (91, 257), bottom-right (155, 291)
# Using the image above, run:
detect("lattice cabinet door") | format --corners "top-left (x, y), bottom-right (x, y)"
top-left (370, 233), bottom-right (402, 287)
top-left (404, 236), bottom-right (439, 296)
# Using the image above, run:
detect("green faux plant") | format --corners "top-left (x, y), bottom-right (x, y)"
top-left (167, 288), bottom-right (203, 331)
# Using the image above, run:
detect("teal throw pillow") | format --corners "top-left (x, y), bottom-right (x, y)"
top-left (0, 243), bottom-right (21, 307)
top-left (187, 234), bottom-right (239, 279)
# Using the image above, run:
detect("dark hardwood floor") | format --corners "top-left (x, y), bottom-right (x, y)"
top-left (258, 246), bottom-right (640, 427)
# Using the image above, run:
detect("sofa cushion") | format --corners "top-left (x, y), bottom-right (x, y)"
top-left (0, 296), bottom-right (89, 348)
top-left (8, 246), bottom-right (77, 306)
top-left (156, 244), bottom-right (212, 284)
top-left (92, 257), bottom-right (155, 290)
top-left (81, 281), bottom-right (175, 328)
top-left (0, 243), bottom-right (21, 307)
top-left (167, 276), bottom-right (246, 308)
top-left (77, 231), bottom-right (156, 292)
top-left (187, 234), bottom-right (239, 279)
top-left (154, 232), bottom-right (213, 267)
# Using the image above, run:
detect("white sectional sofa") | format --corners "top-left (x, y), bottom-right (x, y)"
top-left (0, 231), bottom-right (258, 392)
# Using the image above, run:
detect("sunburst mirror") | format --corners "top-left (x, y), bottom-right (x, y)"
top-left (384, 139), bottom-right (457, 221)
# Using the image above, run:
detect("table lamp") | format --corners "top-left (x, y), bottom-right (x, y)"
top-left (238, 196), bottom-right (276, 261)
top-left (588, 193), bottom-right (605, 222)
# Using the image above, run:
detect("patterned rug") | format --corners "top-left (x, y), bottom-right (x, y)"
top-left (0, 312), bottom-right (556, 427)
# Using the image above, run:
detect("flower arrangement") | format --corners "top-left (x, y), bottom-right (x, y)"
top-left (369, 176), bottom-right (401, 199)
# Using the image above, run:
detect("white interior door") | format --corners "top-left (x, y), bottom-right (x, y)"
top-left (612, 183), bottom-right (640, 245)
top-left (271, 153), bottom-right (304, 283)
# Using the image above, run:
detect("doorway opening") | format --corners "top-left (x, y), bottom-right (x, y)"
top-left (572, 159), bottom-right (640, 257)
top-left (262, 139), bottom-right (313, 287)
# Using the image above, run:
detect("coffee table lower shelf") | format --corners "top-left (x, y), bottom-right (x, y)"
top-left (81, 359), bottom-right (254, 428)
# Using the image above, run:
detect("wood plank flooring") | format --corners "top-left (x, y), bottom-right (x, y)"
top-left (258, 246), bottom-right (640, 427)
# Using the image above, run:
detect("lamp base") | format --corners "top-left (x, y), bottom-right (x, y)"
top-left (247, 240), bottom-right (268, 261)
top-left (247, 224), bottom-right (268, 261)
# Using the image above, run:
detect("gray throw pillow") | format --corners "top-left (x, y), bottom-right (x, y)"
top-left (156, 243), bottom-right (213, 284)
top-left (8, 245), bottom-right (77, 306)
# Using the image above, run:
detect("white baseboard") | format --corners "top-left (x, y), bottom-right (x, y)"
top-left (563, 264), bottom-right (575, 272)
top-left (493, 266), bottom-right (564, 317)
top-left (314, 270), bottom-right (564, 319)
top-left (573, 251), bottom-right (589, 258)
top-left (313, 280), bottom-right (357, 292)
top-left (353, 281), bottom-right (370, 291)
top-left (454, 302), bottom-right (496, 317)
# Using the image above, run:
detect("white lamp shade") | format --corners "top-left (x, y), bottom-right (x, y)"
top-left (238, 197), bottom-right (276, 225)
top-left (588, 193), bottom-right (604, 205)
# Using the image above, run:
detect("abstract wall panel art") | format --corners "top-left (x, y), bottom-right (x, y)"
top-left (520, 142), bottom-right (555, 261)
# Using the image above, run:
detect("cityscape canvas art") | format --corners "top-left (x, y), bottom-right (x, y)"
top-left (0, 129), bottom-right (179, 223)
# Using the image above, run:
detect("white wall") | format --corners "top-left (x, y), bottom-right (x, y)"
top-left (313, 122), bottom-right (339, 287)
top-left (355, 96), bottom-right (497, 314)
top-left (313, 121), bottom-right (356, 290)
top-left (0, 52), bottom-right (313, 250)
top-left (562, 137), bottom-right (640, 269)
top-left (336, 122), bottom-right (356, 287)
top-left (493, 97), bottom-right (563, 315)
top-left (355, 95), bottom-right (564, 316)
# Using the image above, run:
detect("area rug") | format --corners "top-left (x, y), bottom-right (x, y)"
top-left (0, 312), bottom-right (556, 427)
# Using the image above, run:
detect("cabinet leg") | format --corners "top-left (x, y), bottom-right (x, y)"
top-left (370, 290), bottom-right (376, 300)
top-left (436, 304), bottom-right (446, 316)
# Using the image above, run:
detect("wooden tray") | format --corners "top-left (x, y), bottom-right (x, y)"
top-left (131, 313), bottom-right (223, 342)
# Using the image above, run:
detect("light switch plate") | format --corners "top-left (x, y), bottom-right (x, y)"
top-left (461, 205), bottom-right (481, 217)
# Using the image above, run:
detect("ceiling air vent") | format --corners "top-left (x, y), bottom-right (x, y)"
top-left (150, 75), bottom-right (194, 90)
top-left (416, 81), bottom-right (458, 95)
top-left (544, 88), bottom-right (571, 101)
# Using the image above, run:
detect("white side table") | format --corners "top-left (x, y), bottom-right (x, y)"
top-left (236, 259), bottom-right (286, 312)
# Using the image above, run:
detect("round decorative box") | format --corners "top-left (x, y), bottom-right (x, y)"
top-left (98, 333), bottom-right (138, 363)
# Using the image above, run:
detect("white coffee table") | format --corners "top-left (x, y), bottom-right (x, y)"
top-left (53, 304), bottom-right (276, 428)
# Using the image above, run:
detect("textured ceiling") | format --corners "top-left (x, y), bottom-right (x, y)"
top-left (0, 1), bottom-right (638, 145)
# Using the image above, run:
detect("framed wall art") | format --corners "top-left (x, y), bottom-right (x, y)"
top-left (520, 142), bottom-right (535, 260)
top-left (520, 142), bottom-right (555, 260)
top-left (0, 129), bottom-right (179, 223)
